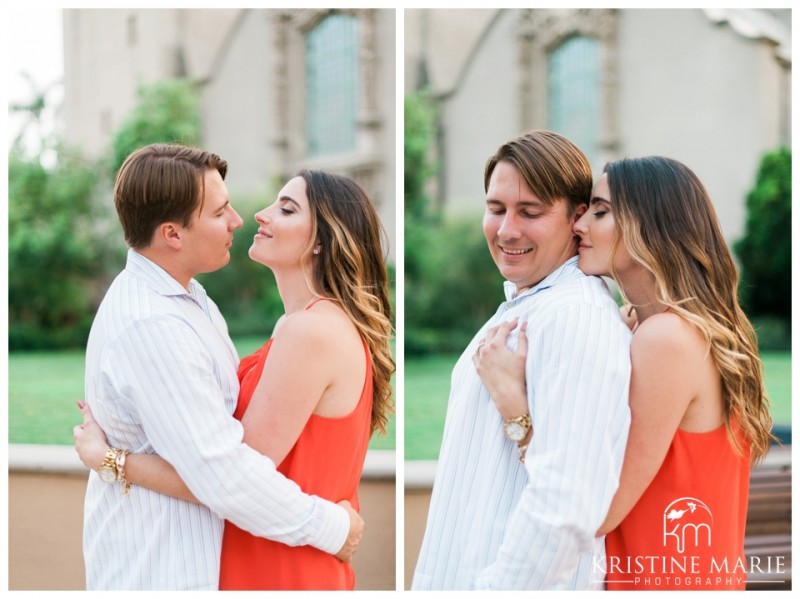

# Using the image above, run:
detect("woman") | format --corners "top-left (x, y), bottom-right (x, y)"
top-left (474, 156), bottom-right (772, 590)
top-left (74, 170), bottom-right (394, 590)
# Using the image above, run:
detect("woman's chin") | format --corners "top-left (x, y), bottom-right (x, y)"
top-left (577, 258), bottom-right (608, 278)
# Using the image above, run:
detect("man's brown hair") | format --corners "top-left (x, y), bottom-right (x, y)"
top-left (484, 130), bottom-right (593, 216)
top-left (114, 144), bottom-right (228, 249)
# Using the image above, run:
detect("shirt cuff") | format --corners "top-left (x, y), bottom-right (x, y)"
top-left (309, 497), bottom-right (350, 555)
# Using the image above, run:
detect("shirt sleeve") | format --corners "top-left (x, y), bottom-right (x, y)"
top-left (105, 315), bottom-right (349, 554)
top-left (475, 302), bottom-right (631, 589)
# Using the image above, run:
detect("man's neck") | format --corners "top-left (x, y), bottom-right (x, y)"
top-left (134, 247), bottom-right (194, 292)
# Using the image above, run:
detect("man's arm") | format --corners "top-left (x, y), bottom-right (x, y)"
top-left (103, 315), bottom-right (353, 555)
top-left (475, 303), bottom-right (631, 589)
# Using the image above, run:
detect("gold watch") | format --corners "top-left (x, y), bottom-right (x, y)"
top-left (502, 413), bottom-right (532, 442)
top-left (96, 446), bottom-right (132, 494)
top-left (97, 446), bottom-right (121, 483)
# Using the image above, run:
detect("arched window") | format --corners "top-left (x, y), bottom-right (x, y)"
top-left (548, 35), bottom-right (600, 164)
top-left (305, 14), bottom-right (358, 156)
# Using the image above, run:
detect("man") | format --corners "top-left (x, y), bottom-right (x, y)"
top-left (412, 131), bottom-right (632, 590)
top-left (79, 144), bottom-right (362, 589)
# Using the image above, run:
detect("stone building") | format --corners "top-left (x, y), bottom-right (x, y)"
top-left (62, 8), bottom-right (396, 256)
top-left (405, 8), bottom-right (791, 241)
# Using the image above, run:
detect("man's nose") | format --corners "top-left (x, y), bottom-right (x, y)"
top-left (230, 209), bottom-right (244, 230)
top-left (497, 213), bottom-right (521, 240)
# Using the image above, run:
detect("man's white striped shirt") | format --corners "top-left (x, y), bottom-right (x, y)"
top-left (412, 257), bottom-right (632, 590)
top-left (83, 250), bottom-right (348, 589)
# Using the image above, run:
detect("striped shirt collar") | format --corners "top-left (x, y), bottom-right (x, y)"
top-left (125, 249), bottom-right (204, 298)
top-left (502, 255), bottom-right (582, 303)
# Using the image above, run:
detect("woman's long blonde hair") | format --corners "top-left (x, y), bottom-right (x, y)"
top-left (606, 156), bottom-right (773, 463)
top-left (298, 170), bottom-right (394, 436)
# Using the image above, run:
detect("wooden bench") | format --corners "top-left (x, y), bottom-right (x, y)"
top-left (744, 445), bottom-right (791, 590)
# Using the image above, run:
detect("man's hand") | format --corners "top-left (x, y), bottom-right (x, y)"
top-left (334, 499), bottom-right (364, 563)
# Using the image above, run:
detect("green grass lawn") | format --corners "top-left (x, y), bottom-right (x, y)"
top-left (405, 351), bottom-right (792, 461)
top-left (8, 335), bottom-right (395, 450)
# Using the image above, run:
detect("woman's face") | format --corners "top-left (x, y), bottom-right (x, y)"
top-left (574, 174), bottom-right (633, 277)
top-left (249, 176), bottom-right (316, 270)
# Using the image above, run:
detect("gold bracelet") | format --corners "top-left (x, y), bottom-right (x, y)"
top-left (114, 448), bottom-right (132, 495)
top-left (517, 443), bottom-right (529, 464)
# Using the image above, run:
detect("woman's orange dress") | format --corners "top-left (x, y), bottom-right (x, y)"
top-left (605, 425), bottom-right (750, 590)
top-left (218, 335), bottom-right (373, 590)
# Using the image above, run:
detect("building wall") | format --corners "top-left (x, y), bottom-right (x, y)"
top-left (8, 447), bottom-right (396, 591)
top-left (439, 9), bottom-right (519, 213)
top-left (62, 9), bottom-right (242, 158)
top-left (202, 11), bottom-right (278, 197)
top-left (415, 8), bottom-right (790, 245)
top-left (615, 9), bottom-right (788, 239)
top-left (62, 8), bottom-right (396, 258)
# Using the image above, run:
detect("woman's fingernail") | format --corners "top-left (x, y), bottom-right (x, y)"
top-left (77, 401), bottom-right (86, 409)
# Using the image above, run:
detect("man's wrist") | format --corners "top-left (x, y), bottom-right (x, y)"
top-left (314, 498), bottom-right (351, 555)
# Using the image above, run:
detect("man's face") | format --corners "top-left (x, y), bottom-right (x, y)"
top-left (483, 160), bottom-right (584, 293)
top-left (180, 168), bottom-right (243, 275)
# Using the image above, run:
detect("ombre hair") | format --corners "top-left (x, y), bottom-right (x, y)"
top-left (605, 156), bottom-right (773, 462)
top-left (296, 170), bottom-right (394, 436)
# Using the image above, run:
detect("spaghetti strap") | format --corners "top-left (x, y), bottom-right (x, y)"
top-left (305, 296), bottom-right (330, 311)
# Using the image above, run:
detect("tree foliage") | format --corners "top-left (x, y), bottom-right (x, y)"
top-left (8, 147), bottom-right (110, 349)
top-left (404, 90), bottom-right (504, 354)
top-left (734, 148), bottom-right (791, 323)
top-left (9, 78), bottom-right (203, 349)
top-left (404, 90), bottom-right (438, 221)
top-left (110, 79), bottom-right (202, 175)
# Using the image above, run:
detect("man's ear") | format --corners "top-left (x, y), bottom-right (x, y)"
top-left (158, 222), bottom-right (183, 250)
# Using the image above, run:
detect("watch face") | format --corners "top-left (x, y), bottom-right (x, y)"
top-left (97, 467), bottom-right (116, 483)
top-left (504, 422), bottom-right (525, 441)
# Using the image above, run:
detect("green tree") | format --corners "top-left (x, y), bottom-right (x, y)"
top-left (8, 147), bottom-right (109, 349)
top-left (110, 79), bottom-right (202, 174)
top-left (404, 90), bottom-right (438, 221)
top-left (734, 148), bottom-right (791, 323)
top-left (404, 90), bottom-right (439, 352)
top-left (403, 90), bottom-right (505, 354)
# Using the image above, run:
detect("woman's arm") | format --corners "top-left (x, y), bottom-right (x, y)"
top-left (73, 309), bottom-right (346, 502)
top-left (596, 314), bottom-right (698, 535)
top-left (74, 402), bottom-right (199, 503)
top-left (473, 319), bottom-right (530, 421)
top-left (240, 310), bottom-right (343, 466)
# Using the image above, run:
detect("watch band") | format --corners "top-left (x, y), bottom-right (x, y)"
top-left (517, 442), bottom-right (529, 464)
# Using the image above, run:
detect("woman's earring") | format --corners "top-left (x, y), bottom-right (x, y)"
top-left (313, 249), bottom-right (320, 255)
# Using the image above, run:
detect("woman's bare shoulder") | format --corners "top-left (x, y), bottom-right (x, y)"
top-left (633, 311), bottom-right (707, 363)
top-left (279, 300), bottom-right (357, 347)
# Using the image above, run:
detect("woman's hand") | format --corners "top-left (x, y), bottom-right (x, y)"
top-left (473, 319), bottom-right (529, 421)
top-left (73, 401), bottom-right (111, 471)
